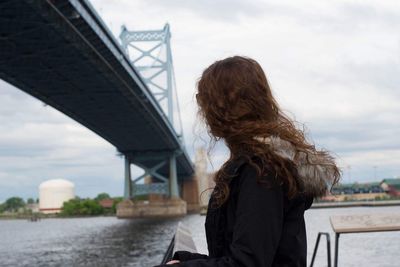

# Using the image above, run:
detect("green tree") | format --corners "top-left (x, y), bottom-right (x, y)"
top-left (82, 199), bottom-right (103, 215)
top-left (27, 198), bottom-right (35, 204)
top-left (111, 197), bottom-right (124, 214)
top-left (95, 193), bottom-right (111, 202)
top-left (4, 197), bottom-right (25, 212)
top-left (61, 199), bottom-right (81, 216)
top-left (61, 198), bottom-right (104, 216)
top-left (0, 203), bottom-right (5, 213)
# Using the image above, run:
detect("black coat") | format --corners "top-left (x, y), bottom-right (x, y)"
top-left (158, 156), bottom-right (313, 267)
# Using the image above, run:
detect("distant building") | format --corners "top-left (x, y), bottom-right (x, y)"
top-left (26, 203), bottom-right (39, 213)
top-left (195, 147), bottom-right (211, 207)
top-left (380, 178), bottom-right (400, 197)
top-left (39, 179), bottom-right (75, 214)
top-left (99, 198), bottom-right (114, 209)
top-left (326, 182), bottom-right (386, 201)
top-left (207, 172), bottom-right (216, 190)
top-left (331, 182), bottom-right (384, 194)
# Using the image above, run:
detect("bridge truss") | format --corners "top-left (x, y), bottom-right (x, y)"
top-left (120, 24), bottom-right (185, 199)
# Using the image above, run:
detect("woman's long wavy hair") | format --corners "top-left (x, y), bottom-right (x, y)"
top-left (196, 56), bottom-right (341, 208)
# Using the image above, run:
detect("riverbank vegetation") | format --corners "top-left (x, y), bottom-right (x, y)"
top-left (60, 194), bottom-right (123, 216)
top-left (0, 193), bottom-right (123, 219)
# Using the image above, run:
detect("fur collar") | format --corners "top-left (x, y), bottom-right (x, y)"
top-left (254, 135), bottom-right (337, 197)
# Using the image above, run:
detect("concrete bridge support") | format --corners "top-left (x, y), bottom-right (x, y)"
top-left (117, 152), bottom-right (187, 218)
top-left (117, 24), bottom-right (195, 218)
top-left (181, 178), bottom-right (201, 213)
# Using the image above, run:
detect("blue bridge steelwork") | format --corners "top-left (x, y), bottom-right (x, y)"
top-left (0, 0), bottom-right (194, 198)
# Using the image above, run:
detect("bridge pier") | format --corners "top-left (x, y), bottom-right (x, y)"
top-left (123, 156), bottom-right (132, 199)
top-left (117, 197), bottom-right (186, 218)
top-left (117, 151), bottom-right (187, 218)
top-left (116, 24), bottom-right (195, 218)
top-left (169, 153), bottom-right (179, 198)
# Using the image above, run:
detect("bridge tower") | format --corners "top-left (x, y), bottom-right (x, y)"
top-left (118, 24), bottom-right (186, 209)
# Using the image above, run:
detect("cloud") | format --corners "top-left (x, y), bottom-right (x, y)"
top-left (141, 0), bottom-right (266, 22)
top-left (0, 81), bottom-right (129, 201)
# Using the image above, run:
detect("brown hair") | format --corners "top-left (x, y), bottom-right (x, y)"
top-left (196, 56), bottom-right (340, 207)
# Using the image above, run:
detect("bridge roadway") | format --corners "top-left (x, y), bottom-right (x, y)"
top-left (0, 0), bottom-right (194, 184)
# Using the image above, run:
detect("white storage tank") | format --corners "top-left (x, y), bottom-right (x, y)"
top-left (39, 179), bottom-right (75, 214)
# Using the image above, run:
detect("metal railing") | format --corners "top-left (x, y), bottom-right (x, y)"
top-left (161, 222), bottom-right (197, 264)
top-left (162, 227), bottom-right (333, 266)
top-left (161, 236), bottom-right (176, 264)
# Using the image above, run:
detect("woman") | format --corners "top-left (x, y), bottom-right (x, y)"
top-left (159, 56), bottom-right (340, 267)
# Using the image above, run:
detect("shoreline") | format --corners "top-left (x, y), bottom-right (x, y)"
top-left (197, 200), bottom-right (400, 215)
top-left (311, 200), bottom-right (400, 209)
top-left (2, 200), bottom-right (400, 219)
top-left (0, 214), bottom-right (117, 220)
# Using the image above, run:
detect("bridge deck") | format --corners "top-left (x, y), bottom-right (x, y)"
top-left (0, 0), bottom-right (194, 178)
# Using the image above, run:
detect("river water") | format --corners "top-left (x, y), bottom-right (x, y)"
top-left (0, 206), bottom-right (399, 267)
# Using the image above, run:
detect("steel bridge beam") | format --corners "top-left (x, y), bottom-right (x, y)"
top-left (120, 23), bottom-right (185, 199)
top-left (123, 150), bottom-right (181, 198)
top-left (124, 156), bottom-right (132, 199)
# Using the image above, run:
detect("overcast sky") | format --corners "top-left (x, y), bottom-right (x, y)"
top-left (1, 0), bottom-right (400, 201)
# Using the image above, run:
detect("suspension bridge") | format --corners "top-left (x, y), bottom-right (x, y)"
top-left (0, 0), bottom-right (203, 217)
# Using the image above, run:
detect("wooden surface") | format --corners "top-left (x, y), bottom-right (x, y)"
top-left (330, 213), bottom-right (400, 233)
